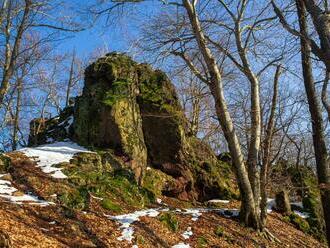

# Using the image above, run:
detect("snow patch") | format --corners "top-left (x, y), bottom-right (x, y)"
top-left (291, 202), bottom-right (303, 209)
top-left (294, 210), bottom-right (309, 219)
top-left (107, 209), bottom-right (160, 243)
top-left (218, 208), bottom-right (240, 218)
top-left (182, 227), bottom-right (193, 239)
top-left (266, 198), bottom-right (276, 213)
top-left (0, 174), bottom-right (53, 206)
top-left (208, 199), bottom-right (230, 204)
top-left (19, 141), bottom-right (92, 179)
top-left (182, 209), bottom-right (203, 221)
top-left (172, 243), bottom-right (190, 248)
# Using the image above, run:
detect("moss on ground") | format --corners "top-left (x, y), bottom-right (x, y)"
top-left (0, 154), bottom-right (11, 173)
top-left (158, 212), bottom-right (179, 232)
top-left (101, 198), bottom-right (122, 212)
top-left (214, 226), bottom-right (225, 237)
top-left (197, 236), bottom-right (208, 247)
top-left (283, 213), bottom-right (310, 233)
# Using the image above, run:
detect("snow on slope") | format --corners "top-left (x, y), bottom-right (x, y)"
top-left (207, 199), bottom-right (230, 204)
top-left (172, 243), bottom-right (190, 248)
top-left (0, 174), bottom-right (53, 205)
top-left (19, 141), bottom-right (91, 179)
top-left (182, 227), bottom-right (193, 239)
top-left (107, 209), bottom-right (161, 242)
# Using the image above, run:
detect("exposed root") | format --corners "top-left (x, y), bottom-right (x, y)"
top-left (0, 230), bottom-right (12, 248)
top-left (259, 228), bottom-right (281, 243)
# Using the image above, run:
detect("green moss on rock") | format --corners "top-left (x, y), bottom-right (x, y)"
top-left (283, 213), bottom-right (310, 233)
top-left (59, 187), bottom-right (89, 210)
top-left (142, 168), bottom-right (175, 197)
top-left (73, 53), bottom-right (147, 184)
top-left (62, 152), bottom-right (155, 211)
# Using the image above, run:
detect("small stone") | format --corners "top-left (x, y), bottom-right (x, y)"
top-left (207, 199), bottom-right (230, 208)
top-left (0, 174), bottom-right (12, 181)
top-left (12, 191), bottom-right (24, 197)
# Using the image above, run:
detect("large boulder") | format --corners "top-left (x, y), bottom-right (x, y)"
top-left (73, 54), bottom-right (147, 184)
top-left (26, 53), bottom-right (237, 201)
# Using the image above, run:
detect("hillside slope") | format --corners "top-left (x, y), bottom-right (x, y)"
top-left (0, 53), bottom-right (327, 248)
top-left (0, 134), bottom-right (326, 248)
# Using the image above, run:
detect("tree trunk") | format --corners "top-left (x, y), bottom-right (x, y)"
top-left (182, 0), bottom-right (259, 229)
top-left (0, 0), bottom-right (31, 106)
top-left (65, 51), bottom-right (75, 107)
top-left (260, 65), bottom-right (280, 228)
top-left (11, 78), bottom-right (22, 151)
top-left (296, 0), bottom-right (330, 244)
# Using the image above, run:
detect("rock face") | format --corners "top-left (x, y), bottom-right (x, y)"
top-left (27, 53), bottom-right (237, 201)
top-left (73, 54), bottom-right (147, 184)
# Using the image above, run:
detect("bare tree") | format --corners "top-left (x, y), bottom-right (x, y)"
top-left (272, 0), bottom-right (330, 243)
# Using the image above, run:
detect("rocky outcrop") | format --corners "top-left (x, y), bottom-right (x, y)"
top-left (28, 106), bottom-right (74, 146)
top-left (27, 53), bottom-right (237, 201)
top-left (73, 54), bottom-right (147, 184)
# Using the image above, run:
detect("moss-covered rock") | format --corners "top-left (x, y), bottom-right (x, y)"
top-left (73, 53), bottom-right (147, 184)
top-left (61, 152), bottom-right (155, 211)
top-left (101, 198), bottom-right (122, 212)
top-left (271, 161), bottom-right (326, 241)
top-left (283, 213), bottom-right (310, 234)
top-left (25, 52), bottom-right (237, 202)
top-left (142, 167), bottom-right (175, 197)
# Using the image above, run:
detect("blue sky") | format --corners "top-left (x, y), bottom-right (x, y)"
top-left (54, 0), bottom-right (163, 60)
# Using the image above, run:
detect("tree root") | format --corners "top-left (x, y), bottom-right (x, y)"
top-left (259, 228), bottom-right (281, 243)
top-left (0, 230), bottom-right (12, 248)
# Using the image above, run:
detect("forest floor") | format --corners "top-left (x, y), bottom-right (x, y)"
top-left (0, 142), bottom-right (327, 248)
top-left (0, 196), bottom-right (326, 248)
